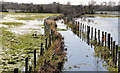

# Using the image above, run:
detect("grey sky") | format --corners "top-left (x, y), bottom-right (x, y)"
top-left (2, 0), bottom-right (120, 5)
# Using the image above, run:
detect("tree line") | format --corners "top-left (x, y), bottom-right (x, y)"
top-left (0, 1), bottom-right (120, 21)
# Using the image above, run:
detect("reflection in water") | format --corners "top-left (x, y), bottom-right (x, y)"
top-left (57, 20), bottom-right (108, 71)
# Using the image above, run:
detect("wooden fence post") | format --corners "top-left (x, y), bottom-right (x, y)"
top-left (79, 23), bottom-right (81, 39)
top-left (98, 30), bottom-right (100, 46)
top-left (85, 25), bottom-right (86, 41)
top-left (94, 28), bottom-right (96, 41)
top-left (108, 33), bottom-right (111, 50)
top-left (115, 45), bottom-right (118, 68)
top-left (14, 68), bottom-right (18, 73)
top-left (118, 50), bottom-right (120, 72)
top-left (111, 37), bottom-right (113, 52)
top-left (45, 38), bottom-right (47, 50)
top-left (113, 41), bottom-right (115, 63)
top-left (105, 32), bottom-right (107, 47)
top-left (25, 57), bottom-right (28, 73)
top-left (34, 49), bottom-right (36, 68)
top-left (28, 66), bottom-right (32, 73)
top-left (82, 24), bottom-right (83, 41)
top-left (91, 27), bottom-right (93, 47)
top-left (87, 26), bottom-right (90, 45)
top-left (94, 28), bottom-right (97, 47)
top-left (49, 34), bottom-right (51, 46)
top-left (102, 31), bottom-right (104, 46)
top-left (40, 43), bottom-right (43, 55)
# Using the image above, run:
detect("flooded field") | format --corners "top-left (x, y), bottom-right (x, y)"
top-left (57, 14), bottom-right (119, 71)
top-left (76, 16), bottom-right (119, 44)
top-left (0, 12), bottom-right (60, 72)
top-left (57, 20), bottom-right (108, 71)
top-left (0, 12), bottom-right (119, 72)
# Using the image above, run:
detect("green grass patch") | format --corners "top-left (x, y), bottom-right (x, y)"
top-left (31, 15), bottom-right (48, 18)
top-left (57, 28), bottom-right (67, 31)
top-left (83, 14), bottom-right (120, 18)
top-left (0, 28), bottom-right (45, 71)
top-left (16, 17), bottom-right (34, 20)
top-left (1, 22), bottom-right (25, 26)
top-left (15, 16), bottom-right (48, 20)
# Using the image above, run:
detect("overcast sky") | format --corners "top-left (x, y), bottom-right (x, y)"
top-left (2, 0), bottom-right (120, 5)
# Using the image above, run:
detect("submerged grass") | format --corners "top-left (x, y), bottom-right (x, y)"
top-left (57, 28), bottom-right (67, 31)
top-left (1, 22), bottom-right (25, 26)
top-left (16, 17), bottom-right (34, 20)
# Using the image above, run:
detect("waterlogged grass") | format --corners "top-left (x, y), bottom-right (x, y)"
top-left (0, 28), bottom-right (45, 71)
top-left (83, 14), bottom-right (120, 18)
top-left (57, 28), bottom-right (67, 31)
top-left (15, 15), bottom-right (48, 20)
top-left (1, 22), bottom-right (25, 26)
top-left (16, 17), bottom-right (34, 20)
top-left (31, 15), bottom-right (48, 18)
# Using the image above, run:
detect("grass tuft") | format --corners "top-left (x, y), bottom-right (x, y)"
top-left (1, 22), bottom-right (25, 26)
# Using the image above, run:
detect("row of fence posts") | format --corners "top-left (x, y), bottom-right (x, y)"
top-left (76, 21), bottom-right (120, 72)
top-left (14, 19), bottom-right (54, 73)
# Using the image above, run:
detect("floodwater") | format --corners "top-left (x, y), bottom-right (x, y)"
top-left (0, 14), bottom-right (44, 35)
top-left (56, 20), bottom-right (108, 71)
top-left (75, 17), bottom-right (119, 45)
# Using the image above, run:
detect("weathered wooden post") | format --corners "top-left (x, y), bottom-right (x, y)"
top-left (28, 66), bottom-right (32, 73)
top-left (85, 25), bottom-right (86, 42)
top-left (78, 22), bottom-right (79, 31)
top-left (94, 28), bottom-right (96, 41)
top-left (98, 30), bottom-right (100, 46)
top-left (79, 23), bottom-right (81, 39)
top-left (91, 27), bottom-right (93, 47)
top-left (87, 26), bottom-right (90, 45)
top-left (40, 43), bottom-right (43, 55)
top-left (113, 41), bottom-right (115, 63)
top-left (102, 31), bottom-right (104, 46)
top-left (111, 37), bottom-right (113, 52)
top-left (34, 49), bottom-right (36, 68)
top-left (108, 33), bottom-right (111, 50)
top-left (14, 68), bottom-right (18, 73)
top-left (115, 45), bottom-right (118, 68)
top-left (87, 25), bottom-right (88, 44)
top-left (25, 57), bottom-right (28, 73)
top-left (45, 38), bottom-right (47, 50)
top-left (118, 50), bottom-right (120, 72)
top-left (82, 24), bottom-right (83, 41)
top-left (105, 32), bottom-right (107, 47)
top-left (83, 24), bottom-right (85, 41)
top-left (94, 28), bottom-right (97, 47)
top-left (49, 34), bottom-right (51, 46)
